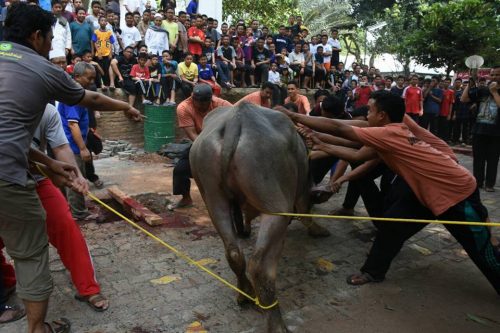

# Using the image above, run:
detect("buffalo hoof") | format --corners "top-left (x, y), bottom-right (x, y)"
top-left (307, 223), bottom-right (331, 238)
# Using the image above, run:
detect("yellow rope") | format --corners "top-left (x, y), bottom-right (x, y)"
top-left (86, 192), bottom-right (279, 310)
top-left (269, 212), bottom-right (500, 227)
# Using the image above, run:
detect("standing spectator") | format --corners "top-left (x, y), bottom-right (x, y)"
top-left (137, 9), bottom-right (151, 40)
top-left (178, 53), bottom-right (199, 98)
top-left (106, 0), bottom-right (120, 16)
top-left (421, 76), bottom-right (443, 135)
top-left (133, 11), bottom-right (141, 26)
top-left (198, 54), bottom-right (221, 96)
top-left (145, 13), bottom-right (169, 56)
top-left (51, 0), bottom-right (72, 58)
top-left (70, 7), bottom-right (93, 56)
top-left (106, 9), bottom-right (123, 58)
top-left (121, 12), bottom-right (142, 50)
top-left (201, 36), bottom-right (215, 67)
top-left (124, 0), bottom-right (140, 14)
top-left (250, 19), bottom-right (262, 39)
top-left (285, 81), bottom-right (311, 115)
top-left (327, 28), bottom-right (341, 68)
top-left (302, 43), bottom-right (314, 90)
top-left (273, 25), bottom-right (292, 53)
top-left (438, 77), bottom-right (454, 141)
top-left (451, 78), bottom-right (469, 145)
top-left (92, 16), bottom-right (115, 90)
top-left (162, 7), bottom-right (179, 52)
top-left (160, 0), bottom-right (176, 10)
top-left (390, 75), bottom-right (405, 96)
top-left (206, 17), bottom-right (220, 47)
top-left (187, 15), bottom-right (205, 62)
top-left (251, 37), bottom-right (271, 86)
top-left (216, 35), bottom-right (236, 89)
top-left (139, 0), bottom-right (157, 14)
top-left (85, 1), bottom-right (101, 30)
top-left (461, 66), bottom-right (500, 192)
top-left (186, 0), bottom-right (198, 18)
top-left (319, 34), bottom-right (332, 72)
top-left (402, 74), bottom-right (423, 121)
top-left (176, 10), bottom-right (189, 60)
top-left (59, 0), bottom-right (73, 23)
top-left (109, 46), bottom-right (138, 104)
top-left (130, 52), bottom-right (152, 104)
top-left (160, 50), bottom-right (178, 105)
top-left (314, 45), bottom-right (327, 89)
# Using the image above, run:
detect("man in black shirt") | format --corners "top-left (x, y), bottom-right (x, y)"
top-left (109, 46), bottom-right (138, 105)
top-left (251, 37), bottom-right (270, 86)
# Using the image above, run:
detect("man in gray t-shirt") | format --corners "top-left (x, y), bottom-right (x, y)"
top-left (0, 4), bottom-right (141, 331)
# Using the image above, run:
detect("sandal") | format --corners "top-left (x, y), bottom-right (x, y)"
top-left (45, 318), bottom-right (71, 333)
top-left (93, 179), bottom-right (104, 189)
top-left (346, 272), bottom-right (383, 286)
top-left (310, 185), bottom-right (334, 204)
top-left (75, 293), bottom-right (109, 312)
top-left (167, 201), bottom-right (193, 211)
top-left (0, 305), bottom-right (26, 324)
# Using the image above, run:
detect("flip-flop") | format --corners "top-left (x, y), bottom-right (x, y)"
top-left (346, 272), bottom-right (383, 286)
top-left (44, 318), bottom-right (71, 333)
top-left (167, 202), bottom-right (194, 211)
top-left (75, 293), bottom-right (109, 312)
top-left (0, 305), bottom-right (26, 324)
top-left (310, 185), bottom-right (334, 204)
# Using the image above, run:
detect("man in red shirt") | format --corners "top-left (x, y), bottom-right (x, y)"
top-left (402, 74), bottom-right (423, 122)
top-left (438, 77), bottom-right (454, 141)
top-left (187, 15), bottom-right (205, 62)
top-left (353, 75), bottom-right (373, 109)
top-left (168, 84), bottom-right (232, 210)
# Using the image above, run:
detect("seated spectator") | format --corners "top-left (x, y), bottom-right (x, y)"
top-left (314, 45), bottom-right (327, 89)
top-left (302, 43), bottom-right (314, 90)
top-left (160, 50), bottom-right (178, 106)
top-left (216, 35), bottom-right (236, 88)
top-left (178, 53), bottom-right (198, 98)
top-left (202, 36), bottom-right (216, 66)
top-left (251, 37), bottom-right (271, 86)
top-left (198, 55), bottom-right (221, 96)
top-left (148, 54), bottom-right (162, 104)
top-left (268, 63), bottom-right (287, 105)
top-left (109, 46), bottom-right (138, 105)
top-left (145, 13), bottom-right (169, 56)
top-left (130, 52), bottom-right (152, 105)
top-left (288, 43), bottom-right (305, 86)
top-left (276, 47), bottom-right (290, 72)
top-left (231, 37), bottom-right (246, 87)
top-left (284, 80), bottom-right (310, 115)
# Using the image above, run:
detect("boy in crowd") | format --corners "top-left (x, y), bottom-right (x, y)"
top-left (402, 74), bottom-right (423, 121)
top-left (148, 54), bottom-right (163, 104)
top-left (130, 52), bottom-right (152, 105)
top-left (390, 75), bottom-right (405, 97)
top-left (438, 77), bottom-right (454, 141)
top-left (421, 76), bottom-right (443, 135)
top-left (92, 16), bottom-right (115, 91)
top-left (178, 53), bottom-right (199, 98)
top-left (160, 50), bottom-right (178, 106)
top-left (314, 45), bottom-right (326, 89)
top-left (121, 12), bottom-right (142, 49)
top-left (198, 54), bottom-right (221, 96)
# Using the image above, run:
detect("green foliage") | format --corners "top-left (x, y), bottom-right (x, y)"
top-left (407, 0), bottom-right (500, 72)
top-left (222, 0), bottom-right (302, 31)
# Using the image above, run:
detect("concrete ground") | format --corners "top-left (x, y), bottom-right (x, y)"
top-left (3, 154), bottom-right (500, 333)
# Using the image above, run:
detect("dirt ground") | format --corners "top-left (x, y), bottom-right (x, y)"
top-left (3, 153), bottom-right (500, 333)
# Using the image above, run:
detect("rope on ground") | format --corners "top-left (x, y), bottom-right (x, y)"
top-left (86, 192), bottom-right (278, 310)
top-left (269, 212), bottom-right (500, 227)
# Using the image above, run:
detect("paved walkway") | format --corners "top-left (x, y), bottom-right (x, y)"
top-left (3, 155), bottom-right (500, 333)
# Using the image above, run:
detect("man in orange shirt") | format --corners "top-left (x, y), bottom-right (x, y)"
top-left (168, 84), bottom-right (232, 210)
top-left (284, 81), bottom-right (311, 114)
top-left (282, 90), bottom-right (500, 294)
top-left (187, 15), bottom-right (205, 62)
top-left (236, 82), bottom-right (274, 108)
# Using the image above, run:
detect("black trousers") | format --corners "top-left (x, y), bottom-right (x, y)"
top-left (360, 176), bottom-right (500, 294)
top-left (310, 156), bottom-right (338, 185)
top-left (437, 116), bottom-right (450, 141)
top-left (95, 57), bottom-right (111, 86)
top-left (472, 134), bottom-right (500, 188)
top-left (180, 81), bottom-right (194, 99)
top-left (172, 147), bottom-right (192, 195)
top-left (419, 113), bottom-right (438, 135)
top-left (452, 118), bottom-right (470, 143)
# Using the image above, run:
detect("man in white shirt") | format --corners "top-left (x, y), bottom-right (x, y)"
top-left (124, 0), bottom-right (140, 13)
top-left (288, 43), bottom-right (305, 81)
top-left (121, 12), bottom-right (142, 50)
top-left (51, 0), bottom-right (72, 57)
top-left (320, 34), bottom-right (332, 72)
top-left (327, 28), bottom-right (341, 68)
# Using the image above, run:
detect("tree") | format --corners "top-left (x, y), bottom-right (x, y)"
top-left (408, 0), bottom-right (500, 74)
top-left (222, 0), bottom-right (302, 31)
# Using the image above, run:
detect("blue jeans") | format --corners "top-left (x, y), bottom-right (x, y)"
top-left (216, 61), bottom-right (231, 83)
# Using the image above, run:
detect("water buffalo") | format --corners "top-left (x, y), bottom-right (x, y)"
top-left (190, 102), bottom-right (329, 332)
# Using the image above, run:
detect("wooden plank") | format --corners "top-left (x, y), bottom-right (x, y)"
top-left (107, 186), bottom-right (164, 226)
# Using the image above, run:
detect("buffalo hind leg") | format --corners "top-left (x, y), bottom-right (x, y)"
top-left (203, 194), bottom-right (255, 305)
top-left (248, 214), bottom-right (290, 333)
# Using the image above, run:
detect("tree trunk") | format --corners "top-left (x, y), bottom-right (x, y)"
top-left (369, 53), bottom-right (376, 68)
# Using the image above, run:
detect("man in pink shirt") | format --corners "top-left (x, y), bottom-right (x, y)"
top-left (282, 90), bottom-right (500, 294)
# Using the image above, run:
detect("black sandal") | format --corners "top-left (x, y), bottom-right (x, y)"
top-left (346, 272), bottom-right (383, 286)
top-left (44, 318), bottom-right (71, 333)
top-left (0, 305), bottom-right (26, 324)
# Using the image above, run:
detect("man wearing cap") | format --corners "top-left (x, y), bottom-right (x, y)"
top-left (168, 84), bottom-right (232, 210)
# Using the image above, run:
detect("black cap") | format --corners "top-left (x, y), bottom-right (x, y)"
top-left (192, 84), bottom-right (213, 102)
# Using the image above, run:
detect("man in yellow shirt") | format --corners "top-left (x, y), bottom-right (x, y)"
top-left (92, 16), bottom-right (115, 90)
top-left (162, 8), bottom-right (179, 51)
top-left (178, 53), bottom-right (198, 98)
